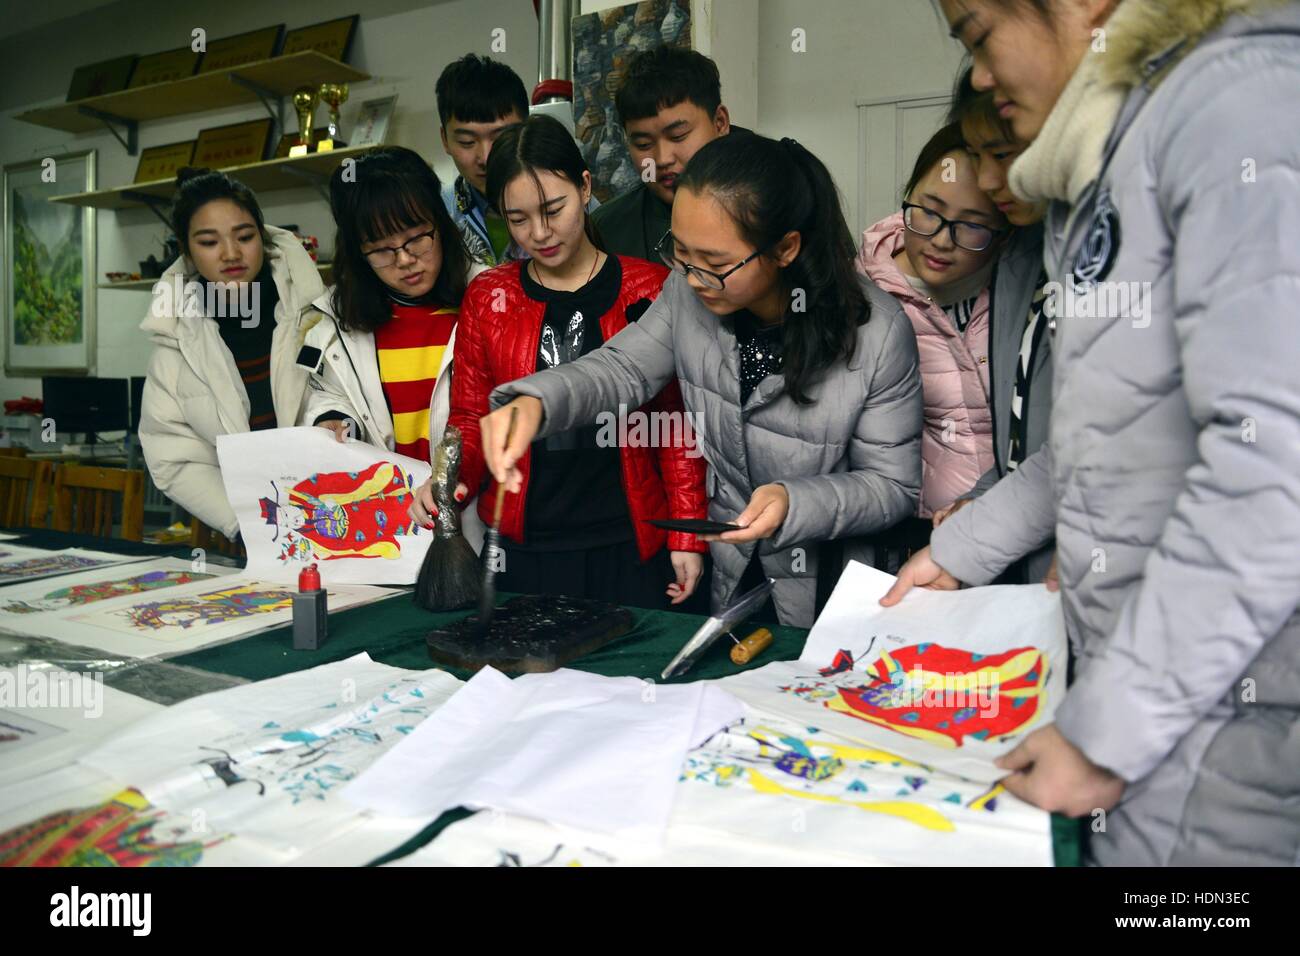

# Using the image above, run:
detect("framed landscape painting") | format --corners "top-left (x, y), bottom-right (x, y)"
top-left (3, 151), bottom-right (97, 375)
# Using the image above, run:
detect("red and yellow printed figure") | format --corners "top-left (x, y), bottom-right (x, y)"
top-left (259, 460), bottom-right (419, 562)
top-left (784, 643), bottom-right (1048, 749)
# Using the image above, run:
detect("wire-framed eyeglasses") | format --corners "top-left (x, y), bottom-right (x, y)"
top-left (655, 231), bottom-right (764, 291)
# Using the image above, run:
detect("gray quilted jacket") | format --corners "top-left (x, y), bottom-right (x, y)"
top-left (493, 271), bottom-right (923, 627)
top-left (932, 0), bottom-right (1300, 865)
top-left (964, 224), bottom-right (1055, 584)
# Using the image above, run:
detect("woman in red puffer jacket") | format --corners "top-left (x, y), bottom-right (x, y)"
top-left (413, 114), bottom-right (707, 610)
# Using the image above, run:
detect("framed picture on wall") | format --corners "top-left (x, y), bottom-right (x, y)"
top-left (3, 151), bottom-right (97, 376)
top-left (281, 14), bottom-right (360, 63)
top-left (351, 95), bottom-right (397, 147)
top-left (571, 0), bottom-right (692, 202)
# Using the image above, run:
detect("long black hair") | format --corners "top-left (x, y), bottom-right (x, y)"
top-left (484, 114), bottom-right (603, 251)
top-left (171, 167), bottom-right (266, 257)
top-left (675, 133), bottom-right (866, 404)
top-left (328, 146), bottom-right (469, 333)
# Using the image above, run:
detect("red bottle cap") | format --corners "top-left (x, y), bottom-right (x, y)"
top-left (298, 563), bottom-right (321, 592)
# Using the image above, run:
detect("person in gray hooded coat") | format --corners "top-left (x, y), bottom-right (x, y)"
top-left (480, 132), bottom-right (923, 629)
top-left (888, 0), bottom-right (1300, 865)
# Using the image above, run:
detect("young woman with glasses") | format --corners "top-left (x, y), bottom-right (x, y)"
top-left (302, 147), bottom-right (486, 482)
top-left (857, 123), bottom-right (1009, 535)
top-left (474, 131), bottom-right (923, 628)
top-left (411, 113), bottom-right (708, 610)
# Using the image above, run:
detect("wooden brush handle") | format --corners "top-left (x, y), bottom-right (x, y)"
top-left (491, 405), bottom-right (519, 528)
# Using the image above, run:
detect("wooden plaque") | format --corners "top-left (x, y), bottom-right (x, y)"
top-left (281, 14), bottom-right (359, 63)
top-left (66, 55), bottom-right (138, 102)
top-left (134, 141), bottom-right (196, 183)
top-left (128, 47), bottom-right (203, 88)
top-left (192, 119), bottom-right (274, 169)
top-left (197, 25), bottom-right (286, 74)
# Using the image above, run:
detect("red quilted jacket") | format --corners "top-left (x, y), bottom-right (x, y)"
top-left (450, 256), bottom-right (708, 560)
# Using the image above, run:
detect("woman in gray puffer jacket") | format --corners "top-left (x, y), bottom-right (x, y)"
top-left (480, 133), bottom-right (923, 629)
top-left (888, 0), bottom-right (1300, 866)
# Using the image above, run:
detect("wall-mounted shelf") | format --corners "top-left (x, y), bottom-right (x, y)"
top-left (15, 51), bottom-right (369, 152)
top-left (50, 145), bottom-right (369, 211)
top-left (99, 262), bottom-right (334, 290)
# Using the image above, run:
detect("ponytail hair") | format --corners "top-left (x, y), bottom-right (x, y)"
top-left (675, 132), bottom-right (866, 404)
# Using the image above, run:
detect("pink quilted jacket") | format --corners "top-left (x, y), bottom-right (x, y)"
top-left (857, 213), bottom-right (994, 517)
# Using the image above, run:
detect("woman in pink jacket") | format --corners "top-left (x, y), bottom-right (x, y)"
top-left (857, 122), bottom-right (1008, 525)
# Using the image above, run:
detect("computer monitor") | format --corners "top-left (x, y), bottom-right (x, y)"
top-left (41, 376), bottom-right (130, 443)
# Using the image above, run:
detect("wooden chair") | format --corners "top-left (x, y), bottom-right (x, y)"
top-left (0, 456), bottom-right (54, 529)
top-left (190, 518), bottom-right (246, 558)
top-left (51, 464), bottom-right (145, 541)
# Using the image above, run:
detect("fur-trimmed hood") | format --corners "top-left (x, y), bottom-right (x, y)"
top-left (1011, 0), bottom-right (1297, 204)
top-left (1100, 0), bottom-right (1294, 88)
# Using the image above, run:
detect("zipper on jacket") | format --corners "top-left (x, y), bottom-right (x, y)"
top-left (989, 268), bottom-right (1004, 477)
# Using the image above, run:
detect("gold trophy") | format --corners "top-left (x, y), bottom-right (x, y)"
top-left (317, 82), bottom-right (349, 152)
top-left (289, 86), bottom-right (320, 157)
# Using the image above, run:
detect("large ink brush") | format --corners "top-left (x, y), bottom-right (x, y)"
top-left (414, 425), bottom-right (481, 611)
top-left (477, 404), bottom-right (519, 633)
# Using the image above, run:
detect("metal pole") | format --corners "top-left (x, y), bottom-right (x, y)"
top-left (536, 0), bottom-right (574, 100)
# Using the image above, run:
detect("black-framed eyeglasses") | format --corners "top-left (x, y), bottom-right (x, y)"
top-left (363, 229), bottom-right (438, 268)
top-left (655, 231), bottom-right (764, 291)
top-left (901, 202), bottom-right (1003, 252)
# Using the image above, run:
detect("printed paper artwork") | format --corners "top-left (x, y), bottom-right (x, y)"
top-left (0, 788), bottom-right (224, 867)
top-left (746, 561), bottom-right (1071, 783)
top-left (0, 559), bottom-right (224, 616)
top-left (781, 641), bottom-right (1047, 749)
top-left (0, 656), bottom-right (464, 867)
top-left (0, 547), bottom-right (143, 585)
top-left (259, 460), bottom-right (421, 563)
top-left (393, 709), bottom-right (1053, 868)
top-left (219, 427), bottom-right (434, 585)
top-left (2, 569), bottom-right (394, 660)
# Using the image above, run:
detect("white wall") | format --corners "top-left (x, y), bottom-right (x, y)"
top-left (1, 0), bottom-right (963, 402)
top-left (754, 0), bottom-right (964, 234)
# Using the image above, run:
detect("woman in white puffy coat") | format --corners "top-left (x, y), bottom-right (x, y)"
top-left (139, 168), bottom-right (324, 538)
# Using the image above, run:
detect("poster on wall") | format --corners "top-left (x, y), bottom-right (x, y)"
top-left (2, 151), bottom-right (96, 376)
top-left (571, 0), bottom-right (692, 202)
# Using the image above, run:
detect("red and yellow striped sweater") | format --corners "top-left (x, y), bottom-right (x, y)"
top-left (374, 302), bottom-right (457, 461)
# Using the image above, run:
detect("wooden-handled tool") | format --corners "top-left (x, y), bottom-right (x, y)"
top-left (477, 405), bottom-right (519, 633)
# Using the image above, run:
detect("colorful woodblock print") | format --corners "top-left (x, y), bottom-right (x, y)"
top-left (0, 554), bottom-right (107, 580)
top-left (781, 643), bottom-right (1048, 748)
top-left (0, 789), bottom-right (225, 867)
top-left (0, 568), bottom-right (215, 614)
top-left (682, 719), bottom-right (1006, 832)
top-left (115, 582), bottom-right (293, 631)
top-left (258, 460), bottom-right (421, 563)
